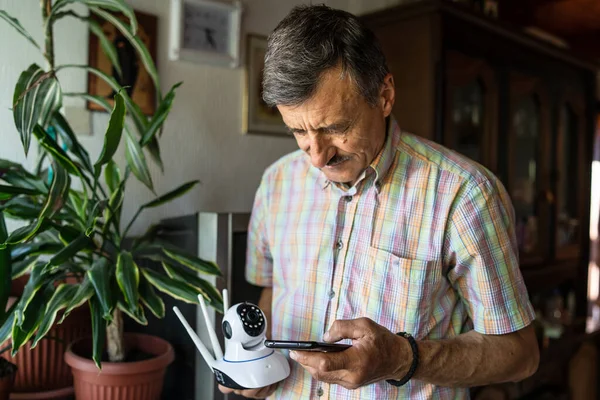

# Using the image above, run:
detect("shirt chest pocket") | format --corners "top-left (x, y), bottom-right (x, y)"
top-left (359, 247), bottom-right (442, 336)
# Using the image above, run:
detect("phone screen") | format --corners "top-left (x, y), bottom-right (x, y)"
top-left (264, 340), bottom-right (351, 352)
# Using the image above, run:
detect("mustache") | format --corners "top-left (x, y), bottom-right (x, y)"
top-left (326, 154), bottom-right (351, 166)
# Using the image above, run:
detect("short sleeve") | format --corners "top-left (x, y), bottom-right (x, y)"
top-left (245, 174), bottom-right (273, 287)
top-left (445, 178), bottom-right (535, 335)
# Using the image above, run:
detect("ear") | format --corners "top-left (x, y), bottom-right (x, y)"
top-left (380, 73), bottom-right (395, 117)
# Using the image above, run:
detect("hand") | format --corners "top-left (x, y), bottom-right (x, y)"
top-left (289, 317), bottom-right (412, 390)
top-left (218, 383), bottom-right (278, 399)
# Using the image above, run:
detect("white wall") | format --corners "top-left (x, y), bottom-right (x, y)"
top-left (0, 0), bottom-right (408, 236)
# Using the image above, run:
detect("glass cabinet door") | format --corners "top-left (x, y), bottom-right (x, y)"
top-left (508, 74), bottom-right (551, 263)
top-left (445, 51), bottom-right (497, 170)
top-left (556, 99), bottom-right (584, 258)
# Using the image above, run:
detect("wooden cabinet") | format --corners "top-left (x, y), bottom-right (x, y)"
top-left (362, 1), bottom-right (598, 397)
top-left (362, 0), bottom-right (597, 305)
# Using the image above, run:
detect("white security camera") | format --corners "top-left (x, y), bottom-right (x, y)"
top-left (173, 290), bottom-right (290, 389)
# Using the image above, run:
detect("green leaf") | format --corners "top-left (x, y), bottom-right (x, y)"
top-left (11, 257), bottom-right (37, 279)
top-left (52, 223), bottom-right (83, 244)
top-left (94, 91), bottom-right (126, 178)
top-left (141, 180), bottom-right (199, 210)
top-left (163, 263), bottom-right (223, 312)
top-left (125, 127), bottom-right (153, 191)
top-left (59, 277), bottom-right (94, 324)
top-left (1, 197), bottom-right (42, 220)
top-left (13, 262), bottom-right (47, 326)
top-left (11, 242), bottom-right (63, 262)
top-left (116, 252), bottom-right (139, 311)
top-left (117, 300), bottom-right (147, 325)
top-left (13, 65), bottom-right (62, 155)
top-left (138, 274), bottom-right (164, 318)
top-left (12, 284), bottom-right (54, 355)
top-left (33, 126), bottom-right (80, 176)
top-left (45, 234), bottom-right (94, 272)
top-left (53, 0), bottom-right (137, 33)
top-left (0, 212), bottom-right (11, 320)
top-left (57, 65), bottom-right (147, 136)
top-left (51, 112), bottom-right (93, 173)
top-left (31, 284), bottom-right (79, 348)
top-left (3, 219), bottom-right (46, 246)
top-left (104, 160), bottom-right (121, 193)
top-left (40, 162), bottom-right (71, 220)
top-left (0, 159), bottom-right (47, 193)
top-left (102, 182), bottom-right (124, 237)
top-left (89, 18), bottom-right (121, 78)
top-left (163, 247), bottom-right (221, 276)
top-left (87, 257), bottom-right (113, 321)
top-left (89, 297), bottom-right (107, 369)
top-left (0, 184), bottom-right (42, 201)
top-left (142, 82), bottom-right (182, 144)
top-left (85, 200), bottom-right (106, 237)
top-left (91, 6), bottom-right (159, 101)
top-left (0, 300), bottom-right (18, 344)
top-left (141, 267), bottom-right (204, 304)
top-left (0, 11), bottom-right (41, 50)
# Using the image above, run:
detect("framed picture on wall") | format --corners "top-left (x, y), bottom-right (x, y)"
top-left (242, 34), bottom-right (289, 137)
top-left (87, 10), bottom-right (158, 115)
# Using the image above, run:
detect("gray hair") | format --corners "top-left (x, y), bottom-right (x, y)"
top-left (262, 4), bottom-right (389, 108)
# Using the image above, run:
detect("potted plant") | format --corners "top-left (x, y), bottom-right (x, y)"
top-left (0, 1), bottom-right (223, 399)
top-left (0, 214), bottom-right (17, 400)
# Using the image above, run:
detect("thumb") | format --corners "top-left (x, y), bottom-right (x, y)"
top-left (324, 318), bottom-right (369, 342)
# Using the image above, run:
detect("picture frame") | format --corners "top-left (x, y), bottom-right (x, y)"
top-left (168, 0), bottom-right (242, 68)
top-left (242, 34), bottom-right (289, 137)
top-left (87, 10), bottom-right (158, 115)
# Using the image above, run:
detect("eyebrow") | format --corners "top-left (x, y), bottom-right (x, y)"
top-left (286, 120), bottom-right (353, 133)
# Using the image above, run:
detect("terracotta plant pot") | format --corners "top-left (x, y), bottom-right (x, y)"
top-left (0, 359), bottom-right (17, 400)
top-left (65, 333), bottom-right (174, 400)
top-left (1, 297), bottom-right (91, 399)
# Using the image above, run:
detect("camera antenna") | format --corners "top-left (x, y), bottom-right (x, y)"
top-left (198, 294), bottom-right (223, 360)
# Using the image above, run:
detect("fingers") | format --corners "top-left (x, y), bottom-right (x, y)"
top-left (324, 317), bottom-right (372, 342)
top-left (218, 383), bottom-right (278, 399)
top-left (218, 384), bottom-right (234, 394)
top-left (290, 349), bottom-right (350, 372)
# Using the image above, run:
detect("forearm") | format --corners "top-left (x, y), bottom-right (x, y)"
top-left (408, 325), bottom-right (539, 387)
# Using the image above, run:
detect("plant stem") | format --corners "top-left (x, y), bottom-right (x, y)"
top-left (122, 207), bottom-right (142, 240)
top-left (106, 307), bottom-right (125, 362)
top-left (41, 0), bottom-right (54, 69)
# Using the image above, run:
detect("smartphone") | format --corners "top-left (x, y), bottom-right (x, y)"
top-left (264, 339), bottom-right (351, 352)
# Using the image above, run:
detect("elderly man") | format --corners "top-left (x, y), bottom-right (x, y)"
top-left (222, 4), bottom-right (539, 399)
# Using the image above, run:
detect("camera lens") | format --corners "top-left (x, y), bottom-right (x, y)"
top-left (246, 310), bottom-right (259, 323)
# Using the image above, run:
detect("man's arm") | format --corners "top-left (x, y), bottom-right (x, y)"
top-left (290, 317), bottom-right (539, 390)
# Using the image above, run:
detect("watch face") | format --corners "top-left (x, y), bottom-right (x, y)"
top-left (182, 2), bottom-right (230, 54)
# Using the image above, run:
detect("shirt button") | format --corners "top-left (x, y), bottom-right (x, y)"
top-left (336, 240), bottom-right (343, 250)
top-left (317, 387), bottom-right (324, 397)
top-left (328, 290), bottom-right (335, 299)
top-left (344, 195), bottom-right (352, 202)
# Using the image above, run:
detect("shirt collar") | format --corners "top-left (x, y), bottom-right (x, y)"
top-left (317, 116), bottom-right (402, 191)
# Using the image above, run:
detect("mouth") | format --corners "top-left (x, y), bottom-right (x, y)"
top-left (325, 155), bottom-right (350, 168)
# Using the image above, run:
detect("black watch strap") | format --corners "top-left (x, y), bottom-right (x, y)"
top-left (386, 332), bottom-right (419, 387)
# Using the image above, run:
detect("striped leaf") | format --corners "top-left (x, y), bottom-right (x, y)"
top-left (59, 277), bottom-right (94, 324)
top-left (13, 65), bottom-right (62, 155)
top-left (1, 197), bottom-right (42, 220)
top-left (116, 252), bottom-right (139, 310)
top-left (13, 261), bottom-right (47, 326)
top-left (0, 184), bottom-right (43, 201)
top-left (143, 82), bottom-right (182, 145)
top-left (87, 257), bottom-right (114, 321)
top-left (89, 18), bottom-right (122, 78)
top-left (85, 200), bottom-right (107, 237)
top-left (45, 234), bottom-right (94, 272)
top-left (163, 247), bottom-right (221, 276)
top-left (33, 126), bottom-right (80, 176)
top-left (0, 10), bottom-right (41, 50)
top-left (94, 91), bottom-right (126, 178)
top-left (0, 159), bottom-right (47, 193)
top-left (141, 180), bottom-right (199, 210)
top-left (102, 182), bottom-right (124, 237)
top-left (11, 242), bottom-right (63, 262)
top-left (12, 284), bottom-right (54, 355)
top-left (91, 7), bottom-right (159, 101)
top-left (117, 300), bottom-right (147, 325)
top-left (11, 257), bottom-right (37, 279)
top-left (0, 303), bottom-right (16, 344)
top-left (89, 297), bottom-right (107, 369)
top-left (141, 267), bottom-right (203, 304)
top-left (31, 283), bottom-right (79, 348)
top-left (0, 212), bottom-right (11, 321)
top-left (104, 160), bottom-right (121, 193)
top-left (2, 219), bottom-right (47, 246)
top-left (125, 126), bottom-right (153, 191)
top-left (138, 274), bottom-right (164, 318)
top-left (52, 0), bottom-right (137, 33)
top-left (40, 162), bottom-right (71, 221)
top-left (51, 112), bottom-right (93, 173)
top-left (162, 263), bottom-right (223, 313)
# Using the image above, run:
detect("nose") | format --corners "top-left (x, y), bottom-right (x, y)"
top-left (307, 134), bottom-right (331, 169)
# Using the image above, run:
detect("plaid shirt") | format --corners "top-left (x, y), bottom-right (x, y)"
top-left (246, 117), bottom-right (535, 399)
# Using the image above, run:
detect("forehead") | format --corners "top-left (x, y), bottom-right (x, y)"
top-left (277, 68), bottom-right (363, 127)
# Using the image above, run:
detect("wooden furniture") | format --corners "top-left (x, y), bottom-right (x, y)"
top-left (361, 1), bottom-right (597, 397)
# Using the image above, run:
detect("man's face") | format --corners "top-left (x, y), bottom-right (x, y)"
top-left (277, 67), bottom-right (395, 186)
